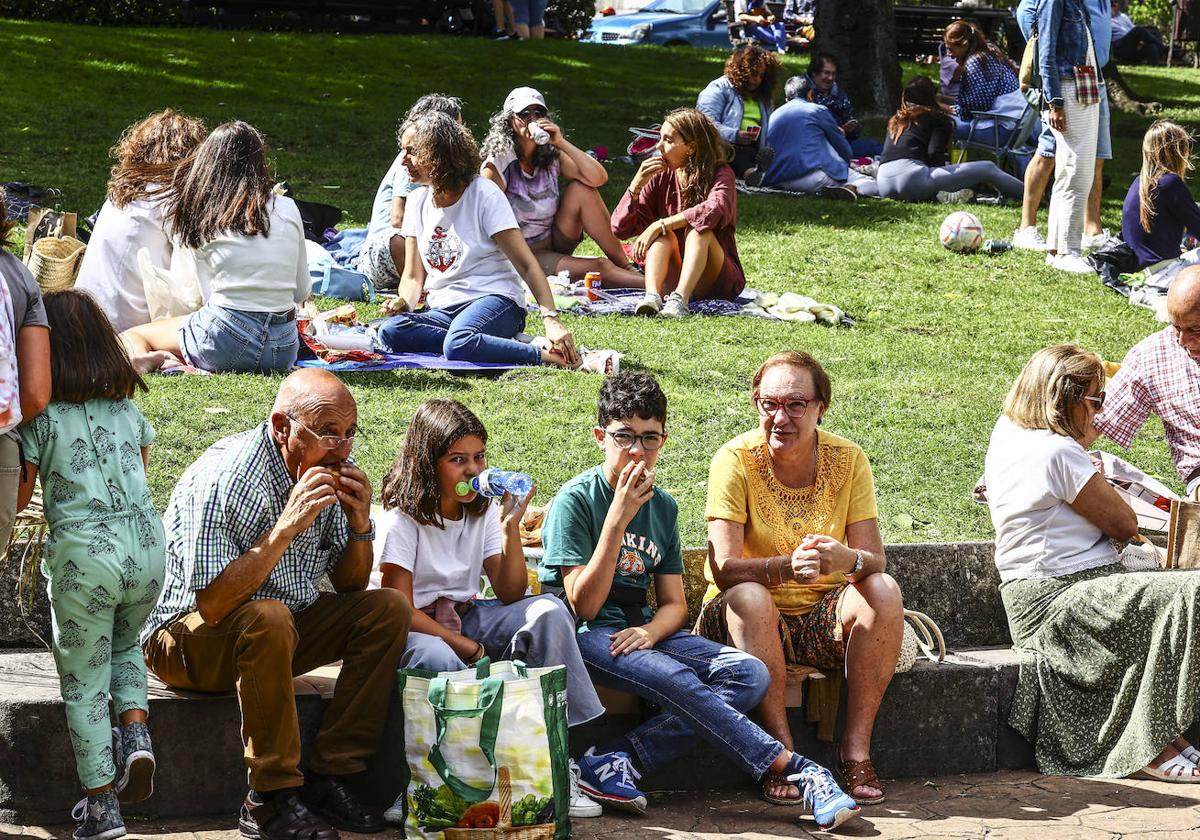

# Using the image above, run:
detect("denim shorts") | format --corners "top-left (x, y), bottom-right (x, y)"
top-left (510, 0), bottom-right (548, 26)
top-left (179, 303), bottom-right (299, 373)
top-left (1037, 83), bottom-right (1111, 160)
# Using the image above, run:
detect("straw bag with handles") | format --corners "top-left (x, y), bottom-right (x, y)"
top-left (894, 609), bottom-right (946, 674)
top-left (26, 236), bottom-right (86, 293)
top-left (1165, 484), bottom-right (1200, 569)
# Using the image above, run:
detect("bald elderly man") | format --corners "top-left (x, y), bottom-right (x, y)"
top-left (141, 369), bottom-right (411, 840)
top-left (1095, 266), bottom-right (1200, 495)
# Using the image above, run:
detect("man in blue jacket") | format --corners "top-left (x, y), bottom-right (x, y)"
top-left (761, 76), bottom-right (878, 201)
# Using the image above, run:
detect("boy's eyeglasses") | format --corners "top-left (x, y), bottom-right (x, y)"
top-left (287, 414), bottom-right (362, 449)
top-left (604, 430), bottom-right (665, 451)
top-left (517, 107), bottom-right (548, 121)
top-left (754, 397), bottom-right (811, 418)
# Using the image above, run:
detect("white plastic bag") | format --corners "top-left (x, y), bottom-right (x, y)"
top-left (140, 246), bottom-right (202, 321)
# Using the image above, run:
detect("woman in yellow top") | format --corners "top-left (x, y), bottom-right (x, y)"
top-left (697, 350), bottom-right (904, 807)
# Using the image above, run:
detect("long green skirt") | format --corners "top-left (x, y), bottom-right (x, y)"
top-left (1001, 563), bottom-right (1200, 777)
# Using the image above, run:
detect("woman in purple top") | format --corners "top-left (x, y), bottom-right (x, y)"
top-left (1122, 120), bottom-right (1200, 269)
top-left (481, 86), bottom-right (644, 289)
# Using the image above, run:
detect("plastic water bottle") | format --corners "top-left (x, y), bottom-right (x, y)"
top-left (455, 468), bottom-right (533, 500)
top-left (528, 122), bottom-right (551, 146)
top-left (982, 239), bottom-right (1012, 254)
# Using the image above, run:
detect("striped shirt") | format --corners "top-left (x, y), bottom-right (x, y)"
top-left (1094, 328), bottom-right (1200, 484)
top-left (142, 423), bottom-right (350, 642)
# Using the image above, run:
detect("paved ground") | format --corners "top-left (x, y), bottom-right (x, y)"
top-left (5, 771), bottom-right (1200, 839)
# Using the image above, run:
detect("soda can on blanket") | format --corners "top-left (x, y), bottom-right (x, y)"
top-left (585, 271), bottom-right (602, 302)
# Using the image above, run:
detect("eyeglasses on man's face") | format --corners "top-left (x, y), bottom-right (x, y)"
top-left (287, 414), bottom-right (362, 449)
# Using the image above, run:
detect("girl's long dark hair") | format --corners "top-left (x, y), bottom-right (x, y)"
top-left (166, 121), bottom-right (274, 249)
top-left (44, 290), bottom-right (148, 403)
top-left (380, 399), bottom-right (490, 527)
top-left (888, 76), bottom-right (942, 142)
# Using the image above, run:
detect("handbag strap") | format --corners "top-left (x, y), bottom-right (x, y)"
top-left (426, 676), bottom-right (505, 803)
top-left (903, 609), bottom-right (946, 663)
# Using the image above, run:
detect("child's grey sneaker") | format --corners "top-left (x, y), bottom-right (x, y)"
top-left (661, 293), bottom-right (688, 318)
top-left (72, 791), bottom-right (126, 840)
top-left (634, 292), bottom-right (663, 317)
top-left (115, 722), bottom-right (155, 805)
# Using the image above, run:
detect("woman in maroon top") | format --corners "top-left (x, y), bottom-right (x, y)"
top-left (612, 108), bottom-right (746, 318)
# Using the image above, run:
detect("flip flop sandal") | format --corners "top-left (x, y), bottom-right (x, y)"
top-left (840, 756), bottom-right (886, 805)
top-left (1134, 754), bottom-right (1200, 782)
top-left (759, 770), bottom-right (803, 806)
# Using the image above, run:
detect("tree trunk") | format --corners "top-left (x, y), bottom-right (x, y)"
top-left (1102, 61), bottom-right (1163, 115)
top-left (813, 0), bottom-right (901, 115)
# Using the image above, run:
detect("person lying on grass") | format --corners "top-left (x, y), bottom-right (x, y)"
top-left (539, 371), bottom-right (860, 832)
top-left (377, 112), bottom-right (592, 369)
top-left (612, 108), bottom-right (746, 319)
top-left (481, 86), bottom-right (644, 290)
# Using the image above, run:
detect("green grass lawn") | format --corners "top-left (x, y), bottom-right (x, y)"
top-left (1, 19), bottom-right (1193, 546)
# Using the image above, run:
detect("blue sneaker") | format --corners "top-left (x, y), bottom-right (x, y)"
top-left (71, 790), bottom-right (126, 840)
top-left (575, 747), bottom-right (647, 814)
top-left (788, 757), bottom-right (860, 831)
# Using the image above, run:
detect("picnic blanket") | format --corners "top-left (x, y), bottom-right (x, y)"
top-left (548, 284), bottom-right (854, 326)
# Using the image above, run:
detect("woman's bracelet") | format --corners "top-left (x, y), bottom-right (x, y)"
top-left (658, 219), bottom-right (668, 237)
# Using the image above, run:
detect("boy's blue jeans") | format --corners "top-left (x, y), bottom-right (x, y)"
top-left (576, 628), bottom-right (783, 779)
top-left (377, 293), bottom-right (540, 365)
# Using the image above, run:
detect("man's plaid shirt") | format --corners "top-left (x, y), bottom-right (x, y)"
top-left (1094, 327), bottom-right (1200, 485)
top-left (142, 423), bottom-right (350, 643)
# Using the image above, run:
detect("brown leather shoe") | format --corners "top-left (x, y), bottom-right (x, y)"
top-left (238, 789), bottom-right (341, 840)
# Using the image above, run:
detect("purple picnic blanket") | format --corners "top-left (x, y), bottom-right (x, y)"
top-left (295, 352), bottom-right (524, 373)
top-left (570, 287), bottom-right (755, 316)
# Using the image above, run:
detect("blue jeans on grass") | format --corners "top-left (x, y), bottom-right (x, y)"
top-left (377, 294), bottom-right (539, 365)
top-left (575, 628), bottom-right (781, 778)
top-left (179, 303), bottom-right (298, 373)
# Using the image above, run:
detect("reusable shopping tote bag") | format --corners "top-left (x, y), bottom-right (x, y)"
top-left (397, 659), bottom-right (570, 840)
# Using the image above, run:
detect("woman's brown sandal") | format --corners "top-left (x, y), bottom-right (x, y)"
top-left (840, 756), bottom-right (886, 805)
top-left (759, 770), bottom-right (803, 806)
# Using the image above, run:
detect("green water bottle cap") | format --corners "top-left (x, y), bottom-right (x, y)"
top-left (455, 480), bottom-right (472, 497)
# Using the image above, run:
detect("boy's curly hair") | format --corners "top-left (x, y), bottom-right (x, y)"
top-left (724, 43), bottom-right (779, 101)
top-left (598, 372), bottom-right (668, 429)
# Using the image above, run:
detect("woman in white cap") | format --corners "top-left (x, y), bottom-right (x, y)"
top-left (481, 86), bottom-right (645, 289)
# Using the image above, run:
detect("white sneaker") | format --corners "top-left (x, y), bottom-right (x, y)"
top-left (1082, 229), bottom-right (1121, 252)
top-left (569, 759), bottom-right (603, 818)
top-left (384, 791), bottom-right (405, 826)
top-left (661, 293), bottom-right (688, 318)
top-left (634, 292), bottom-right (662, 317)
top-left (1046, 252), bottom-right (1095, 274)
top-left (1012, 226), bottom-right (1051, 252)
top-left (936, 188), bottom-right (974, 204)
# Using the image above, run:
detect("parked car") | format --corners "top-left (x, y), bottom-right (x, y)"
top-left (581, 0), bottom-right (731, 48)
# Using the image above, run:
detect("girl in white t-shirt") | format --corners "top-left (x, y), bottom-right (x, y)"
top-left (75, 109), bottom-right (208, 333)
top-left (376, 112), bottom-right (586, 369)
top-left (119, 121), bottom-right (309, 374)
top-left (984, 344), bottom-right (1200, 782)
top-left (376, 398), bottom-right (604, 822)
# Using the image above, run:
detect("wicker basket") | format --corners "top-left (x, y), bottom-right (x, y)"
top-left (442, 768), bottom-right (555, 840)
top-left (26, 236), bottom-right (86, 293)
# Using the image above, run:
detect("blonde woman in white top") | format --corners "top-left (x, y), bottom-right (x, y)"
top-left (75, 109), bottom-right (207, 332)
top-left (984, 344), bottom-right (1200, 781)
top-left (121, 122), bottom-right (310, 374)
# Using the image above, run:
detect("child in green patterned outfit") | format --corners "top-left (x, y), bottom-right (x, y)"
top-left (17, 289), bottom-right (165, 840)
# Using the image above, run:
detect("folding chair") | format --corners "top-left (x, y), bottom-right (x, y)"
top-left (954, 97), bottom-right (1041, 176)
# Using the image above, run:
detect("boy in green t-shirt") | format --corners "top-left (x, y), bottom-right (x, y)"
top-left (540, 373), bottom-right (858, 830)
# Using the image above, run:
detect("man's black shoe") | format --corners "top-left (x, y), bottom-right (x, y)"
top-left (301, 775), bottom-right (386, 834)
top-left (239, 789), bottom-right (340, 840)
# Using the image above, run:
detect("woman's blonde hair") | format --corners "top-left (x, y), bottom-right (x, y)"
top-left (1002, 344), bottom-right (1104, 440)
top-left (1139, 119), bottom-right (1193, 233)
top-left (662, 107), bottom-right (733, 209)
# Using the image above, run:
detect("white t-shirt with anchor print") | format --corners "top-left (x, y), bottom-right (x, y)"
top-left (400, 175), bottom-right (526, 310)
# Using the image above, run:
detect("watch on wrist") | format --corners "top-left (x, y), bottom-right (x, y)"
top-left (348, 520), bottom-right (376, 542)
top-left (850, 550), bottom-right (864, 576)
top-left (540, 307), bottom-right (560, 318)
